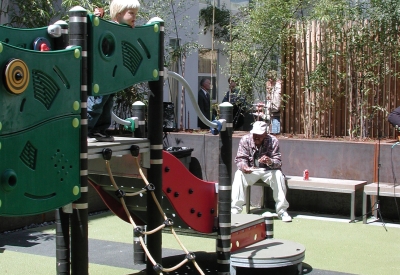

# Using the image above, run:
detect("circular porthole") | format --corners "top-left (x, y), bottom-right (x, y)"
top-left (1, 169), bottom-right (17, 191)
top-left (99, 32), bottom-right (116, 59)
top-left (4, 58), bottom-right (30, 94)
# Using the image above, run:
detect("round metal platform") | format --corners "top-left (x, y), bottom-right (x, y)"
top-left (231, 238), bottom-right (305, 274)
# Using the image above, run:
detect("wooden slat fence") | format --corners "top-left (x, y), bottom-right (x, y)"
top-left (281, 20), bottom-right (400, 139)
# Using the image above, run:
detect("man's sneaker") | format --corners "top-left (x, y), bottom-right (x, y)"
top-left (89, 131), bottom-right (114, 142)
top-left (261, 211), bottom-right (278, 218)
top-left (278, 211), bottom-right (292, 222)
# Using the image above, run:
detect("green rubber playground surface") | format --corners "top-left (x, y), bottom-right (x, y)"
top-left (1, 210), bottom-right (399, 275)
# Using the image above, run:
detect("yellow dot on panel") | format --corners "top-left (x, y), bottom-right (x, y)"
top-left (72, 118), bottom-right (79, 128)
top-left (0, 122), bottom-right (2, 131)
top-left (74, 49), bottom-right (80, 58)
top-left (93, 84), bottom-right (99, 94)
top-left (154, 24), bottom-right (159, 33)
top-left (73, 186), bottom-right (80, 196)
top-left (73, 101), bottom-right (80, 111)
top-left (153, 69), bottom-right (158, 78)
top-left (93, 17), bottom-right (100, 26)
top-left (0, 43), bottom-right (3, 53)
top-left (0, 199), bottom-right (2, 208)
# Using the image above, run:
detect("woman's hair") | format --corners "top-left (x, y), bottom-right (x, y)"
top-left (110, 0), bottom-right (140, 20)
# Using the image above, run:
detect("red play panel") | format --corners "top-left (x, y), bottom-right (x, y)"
top-left (162, 151), bottom-right (218, 233)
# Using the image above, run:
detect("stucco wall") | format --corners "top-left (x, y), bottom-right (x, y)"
top-left (166, 133), bottom-right (400, 183)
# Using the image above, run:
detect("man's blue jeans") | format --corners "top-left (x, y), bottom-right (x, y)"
top-left (271, 115), bottom-right (280, 134)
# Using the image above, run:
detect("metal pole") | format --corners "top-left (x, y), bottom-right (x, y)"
top-left (264, 213), bottom-right (274, 239)
top-left (53, 20), bottom-right (69, 50)
top-left (52, 19), bottom-right (71, 275)
top-left (217, 102), bottom-right (233, 275)
top-left (68, 6), bottom-right (88, 275)
top-left (146, 21), bottom-right (164, 275)
top-left (55, 209), bottom-right (70, 274)
top-left (132, 101), bottom-right (146, 138)
top-left (133, 225), bottom-right (147, 264)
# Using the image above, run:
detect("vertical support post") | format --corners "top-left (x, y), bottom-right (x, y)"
top-left (132, 101), bottom-right (146, 138)
top-left (55, 209), bottom-right (70, 274)
top-left (133, 225), bottom-right (147, 264)
top-left (68, 6), bottom-right (88, 275)
top-left (217, 102), bottom-right (233, 275)
top-left (146, 20), bottom-right (164, 275)
top-left (263, 213), bottom-right (274, 239)
top-left (52, 19), bottom-right (71, 275)
top-left (53, 20), bottom-right (69, 50)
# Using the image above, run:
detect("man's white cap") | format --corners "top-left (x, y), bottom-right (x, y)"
top-left (250, 121), bottom-right (267, 135)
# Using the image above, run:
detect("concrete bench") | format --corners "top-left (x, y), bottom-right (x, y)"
top-left (362, 182), bottom-right (400, 224)
top-left (246, 176), bottom-right (367, 220)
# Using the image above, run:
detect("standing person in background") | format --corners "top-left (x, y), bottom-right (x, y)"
top-left (388, 106), bottom-right (400, 140)
top-left (388, 106), bottom-right (400, 128)
top-left (252, 102), bottom-right (268, 122)
top-left (222, 77), bottom-right (238, 103)
top-left (197, 78), bottom-right (211, 129)
top-left (223, 77), bottom-right (245, 130)
top-left (266, 70), bottom-right (281, 135)
top-left (88, 0), bottom-right (140, 142)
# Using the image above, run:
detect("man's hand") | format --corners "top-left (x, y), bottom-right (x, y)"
top-left (259, 155), bottom-right (273, 166)
top-left (241, 166), bottom-right (253, 174)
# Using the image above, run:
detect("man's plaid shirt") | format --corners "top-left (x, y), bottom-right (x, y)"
top-left (234, 133), bottom-right (282, 171)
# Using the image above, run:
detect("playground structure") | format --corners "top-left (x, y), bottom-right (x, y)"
top-left (0, 6), bottom-right (232, 275)
top-left (0, 6), bottom-right (304, 275)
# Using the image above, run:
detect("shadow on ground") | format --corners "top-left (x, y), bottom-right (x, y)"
top-left (127, 250), bottom-right (353, 275)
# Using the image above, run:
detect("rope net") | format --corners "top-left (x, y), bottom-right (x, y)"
top-left (103, 156), bottom-right (206, 275)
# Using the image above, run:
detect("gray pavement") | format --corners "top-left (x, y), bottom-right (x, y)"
top-left (0, 226), bottom-right (355, 275)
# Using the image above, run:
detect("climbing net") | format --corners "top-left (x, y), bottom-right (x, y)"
top-left (102, 148), bottom-right (206, 275)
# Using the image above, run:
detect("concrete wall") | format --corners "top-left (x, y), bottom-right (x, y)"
top-left (165, 133), bottom-right (400, 183)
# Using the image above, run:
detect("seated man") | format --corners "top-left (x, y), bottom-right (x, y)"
top-left (231, 121), bottom-right (291, 222)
